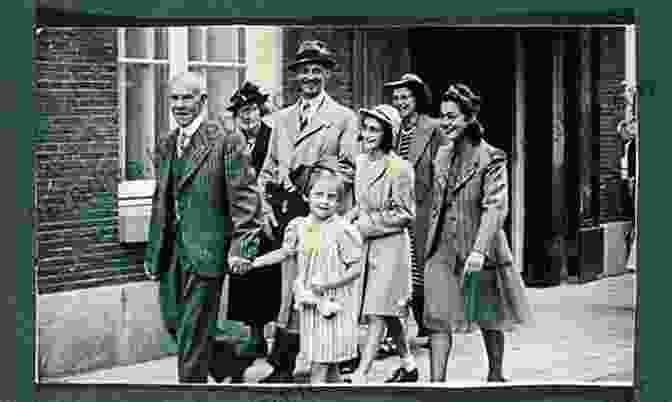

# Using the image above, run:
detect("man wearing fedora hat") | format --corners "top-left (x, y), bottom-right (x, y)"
top-left (257, 39), bottom-right (360, 383)
top-left (375, 73), bottom-right (443, 358)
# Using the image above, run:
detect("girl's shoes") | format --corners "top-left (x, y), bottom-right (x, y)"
top-left (384, 367), bottom-right (419, 383)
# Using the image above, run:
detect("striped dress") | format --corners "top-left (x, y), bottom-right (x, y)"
top-left (284, 215), bottom-right (364, 364)
top-left (397, 126), bottom-right (422, 301)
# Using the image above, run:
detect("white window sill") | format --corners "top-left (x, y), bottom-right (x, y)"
top-left (118, 179), bottom-right (155, 244)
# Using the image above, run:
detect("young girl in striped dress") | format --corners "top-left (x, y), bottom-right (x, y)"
top-left (252, 168), bottom-right (364, 383)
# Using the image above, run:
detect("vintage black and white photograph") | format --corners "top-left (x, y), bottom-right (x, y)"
top-left (33, 21), bottom-right (638, 388)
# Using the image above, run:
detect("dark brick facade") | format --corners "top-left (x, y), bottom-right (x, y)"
top-left (596, 28), bottom-right (628, 222)
top-left (34, 27), bottom-right (146, 294)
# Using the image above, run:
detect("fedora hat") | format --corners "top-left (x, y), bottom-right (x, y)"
top-left (384, 73), bottom-right (433, 108)
top-left (288, 40), bottom-right (337, 72)
top-left (226, 81), bottom-right (269, 113)
top-left (359, 104), bottom-right (402, 139)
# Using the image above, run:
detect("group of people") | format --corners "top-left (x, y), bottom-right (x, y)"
top-left (143, 39), bottom-right (533, 385)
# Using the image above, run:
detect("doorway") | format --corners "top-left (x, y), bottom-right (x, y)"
top-left (408, 28), bottom-right (516, 247)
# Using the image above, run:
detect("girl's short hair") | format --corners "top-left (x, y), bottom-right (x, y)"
top-left (304, 168), bottom-right (346, 201)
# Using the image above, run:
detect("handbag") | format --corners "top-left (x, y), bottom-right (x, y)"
top-left (462, 271), bottom-right (498, 323)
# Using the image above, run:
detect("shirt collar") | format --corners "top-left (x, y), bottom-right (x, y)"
top-left (300, 90), bottom-right (327, 112)
top-left (179, 111), bottom-right (205, 138)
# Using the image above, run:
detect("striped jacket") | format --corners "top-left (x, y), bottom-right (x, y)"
top-left (425, 135), bottom-right (514, 267)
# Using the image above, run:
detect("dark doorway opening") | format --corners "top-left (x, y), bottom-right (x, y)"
top-left (408, 28), bottom-right (516, 252)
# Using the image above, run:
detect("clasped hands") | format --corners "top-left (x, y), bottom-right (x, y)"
top-left (228, 256), bottom-right (254, 275)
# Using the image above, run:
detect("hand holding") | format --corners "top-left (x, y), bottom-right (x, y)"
top-left (461, 251), bottom-right (485, 287)
top-left (229, 256), bottom-right (252, 275)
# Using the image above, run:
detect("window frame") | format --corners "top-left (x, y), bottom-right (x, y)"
top-left (117, 26), bottom-right (249, 243)
top-left (117, 26), bottom-right (247, 187)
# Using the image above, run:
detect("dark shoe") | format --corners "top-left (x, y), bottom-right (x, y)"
top-left (384, 367), bottom-right (419, 383)
top-left (339, 353), bottom-right (361, 375)
top-left (258, 368), bottom-right (293, 383)
top-left (487, 374), bottom-right (509, 383)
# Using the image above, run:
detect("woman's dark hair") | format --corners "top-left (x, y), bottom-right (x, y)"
top-left (360, 114), bottom-right (395, 154)
top-left (441, 83), bottom-right (482, 119)
top-left (442, 83), bottom-right (484, 142)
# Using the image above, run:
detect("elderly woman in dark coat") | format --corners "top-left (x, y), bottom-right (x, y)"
top-left (211, 81), bottom-right (280, 383)
top-left (423, 83), bottom-right (533, 383)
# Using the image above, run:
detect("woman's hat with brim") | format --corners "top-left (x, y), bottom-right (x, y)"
top-left (288, 40), bottom-right (337, 72)
top-left (226, 81), bottom-right (270, 113)
top-left (359, 104), bottom-right (402, 139)
top-left (383, 73), bottom-right (433, 108)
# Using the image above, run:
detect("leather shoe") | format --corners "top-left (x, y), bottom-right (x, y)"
top-left (487, 374), bottom-right (509, 383)
top-left (384, 367), bottom-right (419, 383)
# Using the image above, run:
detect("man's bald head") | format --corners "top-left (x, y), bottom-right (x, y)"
top-left (169, 71), bottom-right (208, 128)
top-left (169, 71), bottom-right (207, 96)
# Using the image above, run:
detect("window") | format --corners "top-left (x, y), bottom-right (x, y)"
top-left (118, 26), bottom-right (248, 182)
top-left (116, 26), bottom-right (283, 243)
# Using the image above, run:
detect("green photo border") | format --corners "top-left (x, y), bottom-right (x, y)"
top-left (19, 2), bottom-right (659, 402)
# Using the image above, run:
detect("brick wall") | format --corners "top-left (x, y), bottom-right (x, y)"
top-left (34, 27), bottom-right (147, 294)
top-left (597, 27), bottom-right (627, 222)
top-left (281, 28), bottom-right (355, 108)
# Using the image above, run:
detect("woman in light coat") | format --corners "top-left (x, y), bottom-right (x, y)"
top-left (345, 104), bottom-right (418, 384)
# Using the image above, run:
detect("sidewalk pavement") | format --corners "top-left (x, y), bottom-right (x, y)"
top-left (48, 272), bottom-right (636, 385)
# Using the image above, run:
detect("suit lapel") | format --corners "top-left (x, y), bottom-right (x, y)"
top-left (176, 122), bottom-right (215, 192)
top-left (452, 142), bottom-right (482, 194)
top-left (294, 95), bottom-right (332, 147)
top-left (286, 102), bottom-right (301, 144)
top-left (408, 115), bottom-right (435, 167)
top-left (155, 130), bottom-right (178, 198)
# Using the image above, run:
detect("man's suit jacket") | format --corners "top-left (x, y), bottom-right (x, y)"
top-left (258, 93), bottom-right (360, 209)
top-left (257, 93), bottom-right (359, 327)
top-left (425, 136), bottom-right (513, 268)
top-left (144, 119), bottom-right (263, 278)
top-left (394, 114), bottom-right (443, 269)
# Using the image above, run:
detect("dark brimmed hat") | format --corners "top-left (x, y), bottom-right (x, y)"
top-left (383, 73), bottom-right (433, 109)
top-left (441, 83), bottom-right (482, 116)
top-left (288, 40), bottom-right (337, 72)
top-left (359, 104), bottom-right (402, 140)
top-left (226, 81), bottom-right (269, 113)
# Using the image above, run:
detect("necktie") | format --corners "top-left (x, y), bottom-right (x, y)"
top-left (299, 102), bottom-right (310, 132)
top-left (177, 129), bottom-right (190, 158)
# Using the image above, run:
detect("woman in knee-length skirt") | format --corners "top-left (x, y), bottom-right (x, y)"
top-left (424, 84), bottom-right (533, 383)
